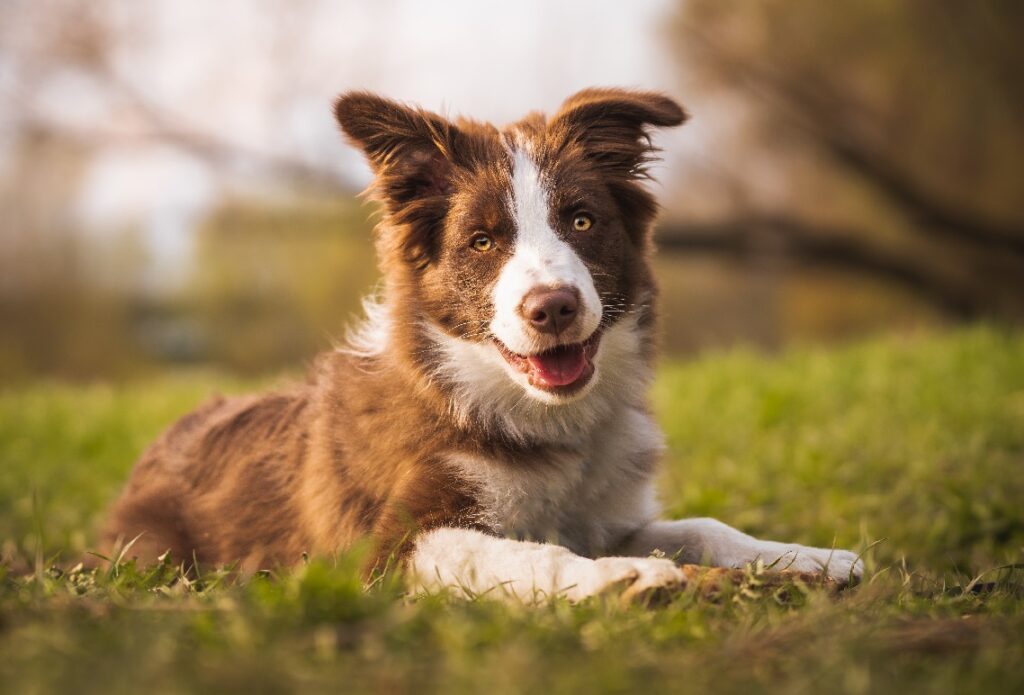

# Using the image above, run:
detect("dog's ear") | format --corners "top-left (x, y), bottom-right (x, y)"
top-left (334, 91), bottom-right (466, 268)
top-left (549, 88), bottom-right (687, 180)
top-left (550, 89), bottom-right (686, 237)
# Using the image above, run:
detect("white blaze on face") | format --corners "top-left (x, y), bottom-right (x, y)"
top-left (490, 147), bottom-right (602, 355)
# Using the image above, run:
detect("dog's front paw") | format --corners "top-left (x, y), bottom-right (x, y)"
top-left (566, 556), bottom-right (687, 603)
top-left (777, 545), bottom-right (864, 582)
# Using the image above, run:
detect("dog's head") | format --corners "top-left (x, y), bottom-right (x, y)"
top-left (334, 88), bottom-right (686, 418)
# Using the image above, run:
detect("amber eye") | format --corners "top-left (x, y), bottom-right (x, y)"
top-left (471, 234), bottom-right (494, 252)
top-left (572, 213), bottom-right (594, 232)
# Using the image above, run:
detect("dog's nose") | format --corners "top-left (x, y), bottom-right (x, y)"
top-left (521, 286), bottom-right (579, 335)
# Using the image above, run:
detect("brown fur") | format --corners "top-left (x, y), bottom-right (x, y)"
top-left (101, 88), bottom-right (686, 573)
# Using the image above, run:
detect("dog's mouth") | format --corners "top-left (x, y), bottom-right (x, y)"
top-left (493, 332), bottom-right (601, 393)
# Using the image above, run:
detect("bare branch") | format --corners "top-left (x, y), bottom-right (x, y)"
top-left (656, 215), bottom-right (991, 318)
top-left (815, 132), bottom-right (1024, 257)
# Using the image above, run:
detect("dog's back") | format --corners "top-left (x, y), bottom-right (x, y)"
top-left (103, 389), bottom-right (313, 568)
top-left (103, 346), bottom-right (487, 572)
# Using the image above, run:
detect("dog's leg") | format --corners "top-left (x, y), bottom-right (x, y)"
top-left (619, 518), bottom-right (863, 581)
top-left (408, 527), bottom-right (686, 602)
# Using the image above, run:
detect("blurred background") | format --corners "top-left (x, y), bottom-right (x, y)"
top-left (2, 0), bottom-right (1022, 382)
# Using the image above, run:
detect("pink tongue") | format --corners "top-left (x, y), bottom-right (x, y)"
top-left (527, 346), bottom-right (588, 387)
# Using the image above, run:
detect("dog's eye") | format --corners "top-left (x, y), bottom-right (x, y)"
top-left (572, 213), bottom-right (593, 232)
top-left (471, 234), bottom-right (494, 252)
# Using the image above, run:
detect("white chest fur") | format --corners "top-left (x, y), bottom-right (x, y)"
top-left (446, 405), bottom-right (663, 557)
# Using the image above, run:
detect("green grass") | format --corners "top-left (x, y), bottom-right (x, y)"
top-left (2, 327), bottom-right (1023, 693)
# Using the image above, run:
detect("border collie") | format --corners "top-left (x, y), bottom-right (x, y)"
top-left (103, 89), bottom-right (862, 601)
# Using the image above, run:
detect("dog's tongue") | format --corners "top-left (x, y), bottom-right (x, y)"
top-left (527, 345), bottom-right (588, 387)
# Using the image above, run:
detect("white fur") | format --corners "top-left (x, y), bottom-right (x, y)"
top-left (411, 521), bottom-right (861, 602)
top-left (444, 403), bottom-right (663, 557)
top-left (426, 312), bottom-right (652, 444)
top-left (490, 146), bottom-right (602, 358)
top-left (619, 519), bottom-right (864, 580)
top-left (409, 527), bottom-right (685, 602)
top-left (338, 293), bottom-right (391, 357)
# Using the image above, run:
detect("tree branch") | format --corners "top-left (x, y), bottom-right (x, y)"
top-left (815, 131), bottom-right (1024, 257)
top-left (678, 20), bottom-right (1024, 258)
top-left (656, 215), bottom-right (986, 318)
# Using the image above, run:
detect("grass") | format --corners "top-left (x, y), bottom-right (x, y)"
top-left (2, 326), bottom-right (1023, 693)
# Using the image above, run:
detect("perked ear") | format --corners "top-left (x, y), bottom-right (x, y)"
top-left (333, 91), bottom-right (465, 267)
top-left (550, 88), bottom-right (687, 179)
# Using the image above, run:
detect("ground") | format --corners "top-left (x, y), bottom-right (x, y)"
top-left (1, 326), bottom-right (1022, 693)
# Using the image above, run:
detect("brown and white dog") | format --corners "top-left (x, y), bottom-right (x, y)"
top-left (102, 89), bottom-right (862, 600)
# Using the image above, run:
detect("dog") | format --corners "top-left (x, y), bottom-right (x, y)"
top-left (102, 88), bottom-right (862, 601)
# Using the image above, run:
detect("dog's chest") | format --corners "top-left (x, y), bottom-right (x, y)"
top-left (449, 406), bottom-right (663, 556)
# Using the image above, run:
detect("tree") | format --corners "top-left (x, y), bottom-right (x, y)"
top-left (664, 0), bottom-right (1024, 318)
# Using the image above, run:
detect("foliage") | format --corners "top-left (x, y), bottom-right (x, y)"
top-left (0, 194), bottom-right (379, 382)
top-left (186, 195), bottom-right (379, 373)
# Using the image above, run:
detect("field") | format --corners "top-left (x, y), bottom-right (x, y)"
top-left (2, 327), bottom-right (1023, 693)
